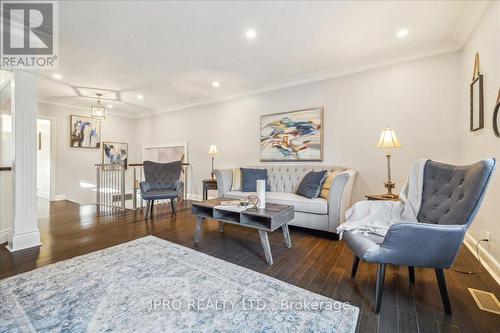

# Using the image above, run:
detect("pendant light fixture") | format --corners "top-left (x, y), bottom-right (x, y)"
top-left (91, 93), bottom-right (106, 120)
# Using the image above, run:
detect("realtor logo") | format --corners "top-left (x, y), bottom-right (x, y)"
top-left (1, 1), bottom-right (58, 68)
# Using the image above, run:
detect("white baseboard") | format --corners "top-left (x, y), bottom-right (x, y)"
top-left (186, 194), bottom-right (217, 201)
top-left (37, 190), bottom-right (50, 199)
top-left (464, 233), bottom-right (500, 285)
top-left (0, 228), bottom-right (10, 244)
top-left (53, 194), bottom-right (66, 201)
top-left (187, 194), bottom-right (203, 201)
top-left (6, 229), bottom-right (41, 252)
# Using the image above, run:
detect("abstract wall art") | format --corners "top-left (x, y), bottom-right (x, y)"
top-left (102, 141), bottom-right (128, 168)
top-left (260, 107), bottom-right (323, 161)
top-left (70, 115), bottom-right (101, 148)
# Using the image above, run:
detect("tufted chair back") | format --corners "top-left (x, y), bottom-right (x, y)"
top-left (248, 165), bottom-right (346, 193)
top-left (417, 159), bottom-right (496, 226)
top-left (143, 160), bottom-right (182, 191)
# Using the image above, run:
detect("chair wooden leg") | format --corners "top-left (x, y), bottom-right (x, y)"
top-left (374, 263), bottom-right (386, 313)
top-left (435, 268), bottom-right (452, 315)
top-left (145, 200), bottom-right (151, 220)
top-left (150, 200), bottom-right (154, 218)
top-left (351, 256), bottom-right (360, 278)
top-left (408, 266), bottom-right (415, 284)
top-left (171, 198), bottom-right (176, 215)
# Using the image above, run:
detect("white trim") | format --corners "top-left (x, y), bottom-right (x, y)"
top-left (187, 194), bottom-right (203, 201)
top-left (464, 233), bottom-right (500, 286)
top-left (451, 1), bottom-right (490, 49)
top-left (53, 194), bottom-right (66, 201)
top-left (37, 190), bottom-right (50, 199)
top-left (6, 229), bottom-right (41, 252)
top-left (37, 100), bottom-right (142, 119)
top-left (0, 228), bottom-right (10, 244)
top-left (37, 116), bottom-right (57, 201)
top-left (187, 193), bottom-right (217, 201)
top-left (34, 2), bottom-right (488, 120)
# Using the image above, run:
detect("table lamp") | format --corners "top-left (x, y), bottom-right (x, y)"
top-left (376, 128), bottom-right (401, 198)
top-left (208, 144), bottom-right (218, 179)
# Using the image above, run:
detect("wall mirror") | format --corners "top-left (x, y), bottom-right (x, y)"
top-left (470, 53), bottom-right (484, 131)
top-left (494, 89), bottom-right (500, 138)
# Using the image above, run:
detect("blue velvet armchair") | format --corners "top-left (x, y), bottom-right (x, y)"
top-left (345, 159), bottom-right (496, 315)
top-left (140, 160), bottom-right (183, 219)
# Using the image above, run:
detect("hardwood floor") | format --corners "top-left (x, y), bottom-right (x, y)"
top-left (1, 200), bottom-right (499, 332)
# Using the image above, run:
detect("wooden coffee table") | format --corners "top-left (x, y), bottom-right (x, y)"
top-left (191, 198), bottom-right (294, 265)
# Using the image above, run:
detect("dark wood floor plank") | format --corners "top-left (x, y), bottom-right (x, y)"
top-left (396, 265), bottom-right (419, 333)
top-left (1, 200), bottom-right (499, 333)
top-left (376, 264), bottom-right (398, 333)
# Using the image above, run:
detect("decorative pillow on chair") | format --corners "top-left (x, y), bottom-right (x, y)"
top-left (241, 168), bottom-right (270, 192)
top-left (296, 170), bottom-right (328, 199)
top-left (320, 171), bottom-right (342, 199)
top-left (231, 168), bottom-right (242, 191)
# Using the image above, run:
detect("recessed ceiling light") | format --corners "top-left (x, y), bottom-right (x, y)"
top-left (211, 81), bottom-right (220, 88)
top-left (52, 73), bottom-right (62, 80)
top-left (245, 29), bottom-right (257, 40)
top-left (396, 29), bottom-right (409, 38)
top-left (136, 94), bottom-right (144, 100)
top-left (107, 104), bottom-right (114, 108)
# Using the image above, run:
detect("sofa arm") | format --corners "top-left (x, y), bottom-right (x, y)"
top-left (364, 222), bottom-right (467, 268)
top-left (213, 169), bottom-right (233, 197)
top-left (327, 169), bottom-right (357, 232)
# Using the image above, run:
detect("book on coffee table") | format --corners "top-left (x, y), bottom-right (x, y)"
top-left (214, 205), bottom-right (246, 213)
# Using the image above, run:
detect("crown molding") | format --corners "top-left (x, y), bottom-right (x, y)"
top-left (451, 1), bottom-right (490, 49)
top-left (147, 40), bottom-right (461, 117)
top-left (37, 100), bottom-right (140, 119)
top-left (39, 3), bottom-right (488, 120)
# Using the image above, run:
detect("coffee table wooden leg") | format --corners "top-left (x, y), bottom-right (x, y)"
top-left (194, 217), bottom-right (204, 244)
top-left (258, 230), bottom-right (273, 265)
top-left (219, 222), bottom-right (225, 233)
top-left (282, 224), bottom-right (292, 248)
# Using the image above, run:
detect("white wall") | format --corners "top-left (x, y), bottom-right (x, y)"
top-left (459, 3), bottom-right (500, 281)
top-left (36, 119), bottom-right (51, 199)
top-left (137, 52), bottom-right (461, 201)
top-left (37, 103), bottom-right (140, 204)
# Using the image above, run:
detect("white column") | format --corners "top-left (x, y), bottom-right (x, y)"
top-left (7, 70), bottom-right (41, 252)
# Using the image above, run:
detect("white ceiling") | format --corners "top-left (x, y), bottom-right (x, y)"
top-left (38, 1), bottom-right (488, 118)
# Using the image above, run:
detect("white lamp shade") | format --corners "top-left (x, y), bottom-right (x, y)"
top-left (376, 128), bottom-right (401, 149)
top-left (208, 144), bottom-right (218, 156)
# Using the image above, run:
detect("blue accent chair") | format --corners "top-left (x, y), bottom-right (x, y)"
top-left (345, 159), bottom-right (496, 314)
top-left (140, 160), bottom-right (183, 219)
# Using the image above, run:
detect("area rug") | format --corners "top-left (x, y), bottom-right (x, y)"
top-left (0, 236), bottom-right (359, 332)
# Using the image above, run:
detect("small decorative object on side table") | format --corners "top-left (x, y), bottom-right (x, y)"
top-left (376, 127), bottom-right (401, 199)
top-left (365, 194), bottom-right (400, 202)
top-left (202, 179), bottom-right (218, 200)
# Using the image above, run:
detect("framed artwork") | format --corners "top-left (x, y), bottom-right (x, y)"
top-left (70, 115), bottom-right (101, 148)
top-left (470, 53), bottom-right (484, 132)
top-left (260, 107), bottom-right (323, 161)
top-left (102, 141), bottom-right (128, 169)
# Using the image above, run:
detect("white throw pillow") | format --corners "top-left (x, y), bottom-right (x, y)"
top-left (231, 168), bottom-right (241, 191)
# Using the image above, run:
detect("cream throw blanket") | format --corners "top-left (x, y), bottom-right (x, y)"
top-left (336, 159), bottom-right (429, 239)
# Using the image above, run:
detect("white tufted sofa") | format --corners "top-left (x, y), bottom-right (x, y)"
top-left (213, 165), bottom-right (357, 233)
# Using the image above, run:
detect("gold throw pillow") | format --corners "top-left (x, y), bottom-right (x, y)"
top-left (320, 171), bottom-right (342, 199)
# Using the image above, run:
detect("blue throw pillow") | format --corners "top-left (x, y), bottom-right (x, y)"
top-left (296, 170), bottom-right (328, 199)
top-left (241, 168), bottom-right (270, 192)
